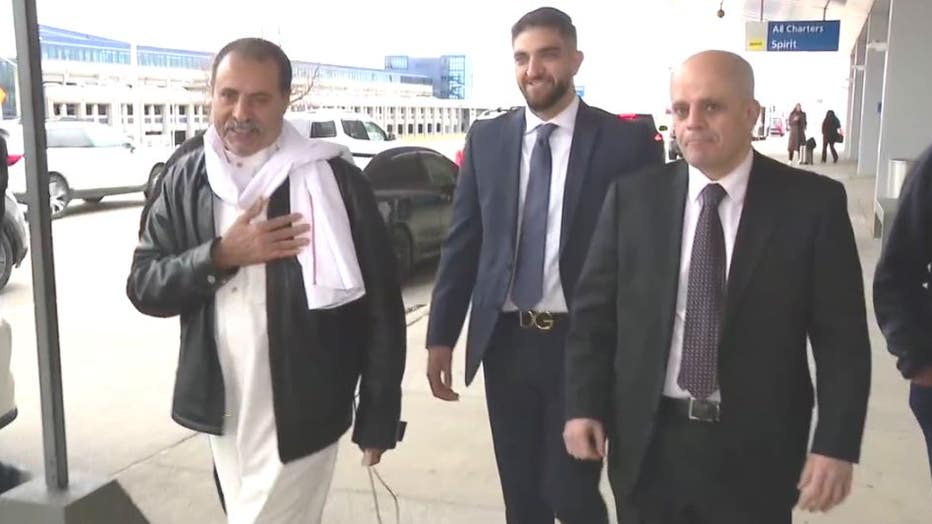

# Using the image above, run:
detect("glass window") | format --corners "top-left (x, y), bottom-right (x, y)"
top-left (363, 121), bottom-right (387, 141)
top-left (310, 121), bottom-right (337, 138)
top-left (367, 152), bottom-right (426, 191)
top-left (341, 119), bottom-right (369, 140)
top-left (422, 153), bottom-right (457, 188)
top-left (47, 127), bottom-right (93, 148)
top-left (83, 125), bottom-right (129, 147)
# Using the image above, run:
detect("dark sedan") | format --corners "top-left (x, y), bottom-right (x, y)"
top-left (363, 146), bottom-right (457, 278)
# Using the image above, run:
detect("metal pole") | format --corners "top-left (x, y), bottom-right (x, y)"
top-left (11, 0), bottom-right (70, 491)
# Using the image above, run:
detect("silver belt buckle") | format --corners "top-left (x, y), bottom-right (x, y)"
top-left (687, 398), bottom-right (720, 422)
top-left (518, 310), bottom-right (555, 331)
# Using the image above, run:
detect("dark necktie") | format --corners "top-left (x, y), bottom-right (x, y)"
top-left (512, 123), bottom-right (558, 311)
top-left (678, 183), bottom-right (728, 399)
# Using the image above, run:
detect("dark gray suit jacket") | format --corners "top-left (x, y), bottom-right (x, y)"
top-left (566, 153), bottom-right (871, 508)
top-left (426, 101), bottom-right (662, 384)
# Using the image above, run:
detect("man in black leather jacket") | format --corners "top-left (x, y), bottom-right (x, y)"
top-left (127, 38), bottom-right (405, 520)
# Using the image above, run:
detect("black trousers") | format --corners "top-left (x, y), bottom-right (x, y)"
top-left (822, 139), bottom-right (838, 163)
top-left (618, 403), bottom-right (792, 524)
top-left (483, 314), bottom-right (608, 524)
top-left (910, 383), bottom-right (932, 480)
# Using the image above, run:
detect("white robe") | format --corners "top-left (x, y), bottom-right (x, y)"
top-left (208, 145), bottom-right (338, 524)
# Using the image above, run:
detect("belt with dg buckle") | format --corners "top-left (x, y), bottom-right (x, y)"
top-left (504, 310), bottom-right (568, 331)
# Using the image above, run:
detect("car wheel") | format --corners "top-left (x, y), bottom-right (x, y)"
top-left (48, 173), bottom-right (71, 219)
top-left (391, 226), bottom-right (413, 281)
top-left (0, 235), bottom-right (13, 290)
top-left (83, 197), bottom-right (103, 204)
top-left (143, 164), bottom-right (164, 201)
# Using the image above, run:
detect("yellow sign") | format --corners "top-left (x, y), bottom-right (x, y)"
top-left (0, 87), bottom-right (6, 106)
top-left (746, 21), bottom-right (767, 51)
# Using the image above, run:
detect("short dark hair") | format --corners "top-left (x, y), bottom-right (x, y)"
top-left (210, 38), bottom-right (292, 95)
top-left (511, 7), bottom-right (577, 48)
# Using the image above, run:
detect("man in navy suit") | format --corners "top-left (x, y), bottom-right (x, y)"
top-left (425, 7), bottom-right (662, 523)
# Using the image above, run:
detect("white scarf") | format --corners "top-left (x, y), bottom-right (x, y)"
top-left (204, 121), bottom-right (365, 310)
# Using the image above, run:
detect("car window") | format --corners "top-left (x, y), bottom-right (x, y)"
top-left (47, 127), bottom-right (93, 148)
top-left (310, 121), bottom-right (337, 138)
top-left (83, 125), bottom-right (128, 147)
top-left (421, 153), bottom-right (456, 188)
top-left (363, 121), bottom-right (387, 141)
top-left (341, 119), bottom-right (369, 141)
top-left (368, 152), bottom-right (427, 191)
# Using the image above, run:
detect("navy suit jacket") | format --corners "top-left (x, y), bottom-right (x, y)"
top-left (426, 101), bottom-right (662, 384)
top-left (874, 144), bottom-right (932, 378)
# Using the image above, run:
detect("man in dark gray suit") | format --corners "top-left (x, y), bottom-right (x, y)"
top-left (425, 7), bottom-right (661, 523)
top-left (564, 50), bottom-right (871, 523)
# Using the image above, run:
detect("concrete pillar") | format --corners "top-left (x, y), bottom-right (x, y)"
top-left (186, 103), bottom-right (195, 139)
top-left (846, 35), bottom-right (866, 161)
top-left (162, 103), bottom-right (171, 138)
top-left (109, 101), bottom-right (120, 127)
top-left (857, 9), bottom-right (888, 175)
top-left (875, 0), bottom-right (932, 196)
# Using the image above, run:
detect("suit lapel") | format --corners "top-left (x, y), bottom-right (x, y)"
top-left (498, 109), bottom-right (526, 251)
top-left (559, 101), bottom-right (598, 254)
top-left (656, 162), bottom-right (689, 367)
top-left (723, 152), bottom-right (781, 336)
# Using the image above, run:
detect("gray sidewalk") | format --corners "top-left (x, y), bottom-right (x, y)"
top-left (116, 152), bottom-right (932, 523)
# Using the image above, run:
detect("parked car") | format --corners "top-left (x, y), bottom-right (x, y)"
top-left (452, 107), bottom-right (522, 166)
top-left (668, 127), bottom-right (682, 161)
top-left (475, 107), bottom-right (521, 122)
top-left (768, 116), bottom-right (786, 136)
top-left (617, 113), bottom-right (667, 161)
top-left (363, 146), bottom-right (457, 278)
top-left (286, 111), bottom-right (401, 169)
top-left (0, 137), bottom-right (28, 291)
top-left (2, 120), bottom-right (171, 218)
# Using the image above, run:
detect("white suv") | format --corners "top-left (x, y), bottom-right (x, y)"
top-left (285, 111), bottom-right (401, 169)
top-left (2, 120), bottom-right (172, 218)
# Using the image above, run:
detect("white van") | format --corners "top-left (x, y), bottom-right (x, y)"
top-left (285, 111), bottom-right (401, 169)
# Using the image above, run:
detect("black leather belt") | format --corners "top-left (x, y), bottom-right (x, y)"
top-left (660, 396), bottom-right (721, 423)
top-left (502, 310), bottom-right (569, 331)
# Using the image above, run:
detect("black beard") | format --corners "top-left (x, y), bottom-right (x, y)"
top-left (521, 77), bottom-right (571, 114)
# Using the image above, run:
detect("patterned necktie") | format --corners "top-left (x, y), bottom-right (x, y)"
top-left (512, 123), bottom-right (558, 311)
top-left (678, 183), bottom-right (728, 399)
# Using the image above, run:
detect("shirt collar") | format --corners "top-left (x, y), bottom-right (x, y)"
top-left (524, 95), bottom-right (580, 136)
top-left (687, 148), bottom-right (754, 206)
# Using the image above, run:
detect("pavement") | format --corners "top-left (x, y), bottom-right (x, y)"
top-left (1, 138), bottom-right (931, 523)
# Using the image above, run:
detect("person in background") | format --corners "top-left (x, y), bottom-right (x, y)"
top-left (787, 102), bottom-right (807, 163)
top-left (821, 110), bottom-right (842, 164)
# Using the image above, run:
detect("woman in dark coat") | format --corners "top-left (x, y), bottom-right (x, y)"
top-left (822, 110), bottom-right (842, 163)
top-left (787, 103), bottom-right (807, 162)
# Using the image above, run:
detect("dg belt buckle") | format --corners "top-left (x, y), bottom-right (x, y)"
top-left (688, 398), bottom-right (720, 423)
top-left (519, 310), bottom-right (555, 331)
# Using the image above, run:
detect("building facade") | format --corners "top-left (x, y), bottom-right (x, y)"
top-left (0, 25), bottom-right (486, 145)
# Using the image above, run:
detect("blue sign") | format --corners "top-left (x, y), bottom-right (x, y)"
top-left (767, 20), bottom-right (840, 52)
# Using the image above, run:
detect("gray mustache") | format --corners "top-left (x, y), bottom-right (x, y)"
top-left (225, 120), bottom-right (259, 133)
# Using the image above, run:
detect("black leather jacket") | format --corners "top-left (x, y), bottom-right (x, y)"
top-left (127, 136), bottom-right (406, 462)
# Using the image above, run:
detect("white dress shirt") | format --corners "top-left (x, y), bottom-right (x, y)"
top-left (663, 149), bottom-right (754, 399)
top-left (504, 96), bottom-right (580, 313)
